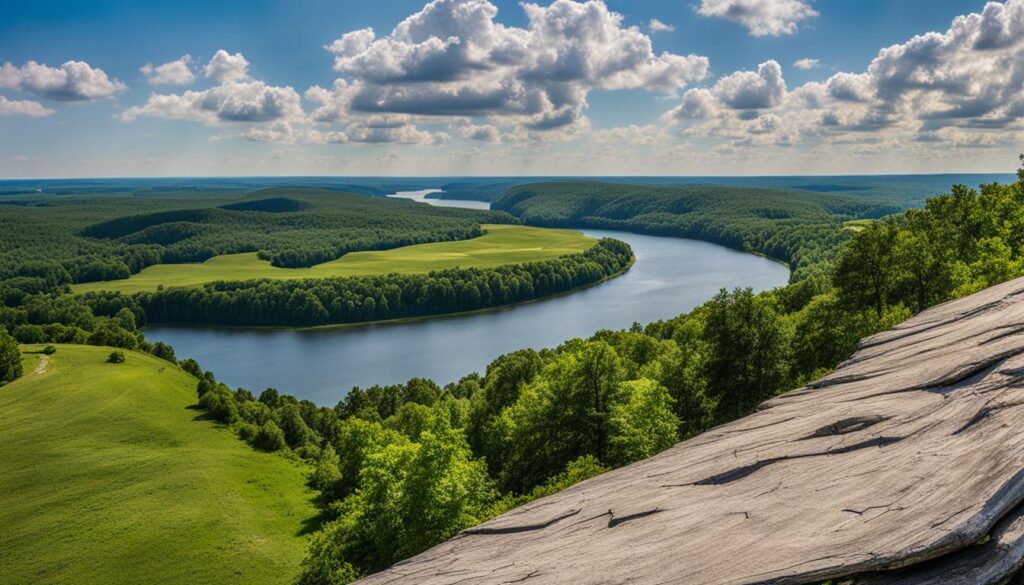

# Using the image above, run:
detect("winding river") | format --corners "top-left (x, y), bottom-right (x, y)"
top-left (146, 194), bottom-right (789, 404)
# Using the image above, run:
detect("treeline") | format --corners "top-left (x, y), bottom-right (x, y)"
top-left (84, 239), bottom-right (632, 327)
top-left (492, 181), bottom-right (901, 281)
top-left (834, 159), bottom-right (1024, 317)
top-left (0, 188), bottom-right (514, 284)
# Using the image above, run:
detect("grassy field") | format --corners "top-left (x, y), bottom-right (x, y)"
top-left (0, 345), bottom-right (318, 585)
top-left (73, 224), bottom-right (595, 294)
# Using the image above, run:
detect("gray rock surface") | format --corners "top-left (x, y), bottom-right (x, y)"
top-left (356, 276), bottom-right (1024, 585)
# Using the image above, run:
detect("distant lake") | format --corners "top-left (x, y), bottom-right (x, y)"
top-left (146, 193), bottom-right (789, 405)
top-left (387, 189), bottom-right (491, 209)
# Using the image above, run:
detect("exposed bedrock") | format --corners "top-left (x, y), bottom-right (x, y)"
top-left (356, 276), bottom-right (1024, 585)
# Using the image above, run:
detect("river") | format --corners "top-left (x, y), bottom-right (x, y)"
top-left (145, 193), bottom-right (790, 404)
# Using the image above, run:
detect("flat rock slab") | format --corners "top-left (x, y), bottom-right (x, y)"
top-left (356, 276), bottom-right (1024, 585)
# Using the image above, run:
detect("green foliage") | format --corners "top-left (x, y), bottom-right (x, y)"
top-left (0, 188), bottom-right (515, 285)
top-left (254, 421), bottom-right (288, 452)
top-left (42, 344), bottom-right (57, 355)
top-left (121, 238), bottom-right (633, 327)
top-left (607, 378), bottom-right (679, 466)
top-left (0, 327), bottom-right (22, 384)
top-left (493, 181), bottom-right (898, 281)
top-left (702, 288), bottom-right (792, 423)
top-left (106, 350), bottom-right (125, 364)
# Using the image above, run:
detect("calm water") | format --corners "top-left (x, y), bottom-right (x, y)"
top-left (147, 224), bottom-right (789, 404)
top-left (387, 188), bottom-right (492, 209)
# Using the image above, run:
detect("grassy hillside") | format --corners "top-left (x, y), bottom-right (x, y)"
top-left (0, 345), bottom-right (318, 585)
top-left (72, 225), bottom-right (594, 294)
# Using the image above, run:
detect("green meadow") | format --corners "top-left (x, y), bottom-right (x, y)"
top-left (73, 224), bottom-right (595, 294)
top-left (0, 345), bottom-right (318, 585)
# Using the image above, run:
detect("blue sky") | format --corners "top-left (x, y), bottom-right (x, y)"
top-left (1, 0), bottom-right (1021, 177)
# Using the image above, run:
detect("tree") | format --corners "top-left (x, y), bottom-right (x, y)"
top-left (834, 221), bottom-right (899, 317)
top-left (607, 378), bottom-right (679, 466)
top-left (496, 341), bottom-right (625, 492)
top-left (150, 341), bottom-right (176, 363)
top-left (0, 328), bottom-right (23, 384)
top-left (254, 420), bottom-right (288, 452)
top-left (702, 288), bottom-right (791, 422)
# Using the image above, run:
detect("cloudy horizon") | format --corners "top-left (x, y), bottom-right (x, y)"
top-left (2, 0), bottom-right (1023, 178)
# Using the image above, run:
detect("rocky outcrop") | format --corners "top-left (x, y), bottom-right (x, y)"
top-left (356, 276), bottom-right (1024, 585)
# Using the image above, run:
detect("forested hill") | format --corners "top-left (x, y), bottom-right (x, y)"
top-left (0, 187), bottom-right (514, 285)
top-left (492, 181), bottom-right (902, 281)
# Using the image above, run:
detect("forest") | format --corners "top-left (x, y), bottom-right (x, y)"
top-left (2, 163), bottom-right (1023, 584)
top-left (86, 238), bottom-right (633, 327)
top-left (0, 188), bottom-right (514, 283)
top-left (492, 181), bottom-right (903, 281)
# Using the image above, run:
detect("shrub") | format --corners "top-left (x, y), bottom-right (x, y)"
top-left (199, 387), bottom-right (239, 424)
top-left (0, 328), bottom-right (23, 384)
top-left (42, 345), bottom-right (56, 355)
top-left (106, 350), bottom-right (126, 364)
top-left (254, 420), bottom-right (288, 452)
top-left (150, 341), bottom-right (176, 363)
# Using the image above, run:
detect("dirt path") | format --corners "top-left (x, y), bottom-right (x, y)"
top-left (33, 355), bottom-right (48, 375)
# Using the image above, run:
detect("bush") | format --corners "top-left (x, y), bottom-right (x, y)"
top-left (106, 350), bottom-right (126, 364)
top-left (150, 341), bottom-right (176, 363)
top-left (42, 345), bottom-right (56, 355)
top-left (0, 328), bottom-right (23, 384)
top-left (254, 421), bottom-right (288, 452)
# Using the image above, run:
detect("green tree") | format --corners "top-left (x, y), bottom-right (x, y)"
top-left (496, 341), bottom-right (625, 492)
top-left (702, 288), bottom-right (791, 422)
top-left (0, 328), bottom-right (23, 385)
top-left (834, 221), bottom-right (899, 317)
top-left (253, 420), bottom-right (287, 452)
top-left (607, 378), bottom-right (679, 466)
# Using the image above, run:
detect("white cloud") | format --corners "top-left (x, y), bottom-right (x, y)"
top-left (0, 95), bottom-right (55, 117)
top-left (0, 60), bottom-right (126, 101)
top-left (712, 60), bottom-right (786, 110)
top-left (229, 120), bottom-right (446, 145)
top-left (696, 0), bottom-right (818, 36)
top-left (123, 51), bottom-right (301, 125)
top-left (141, 56), bottom-right (195, 85)
top-left (664, 0), bottom-right (1024, 155)
top-left (318, 0), bottom-right (708, 135)
top-left (793, 57), bottom-right (819, 70)
top-left (649, 19), bottom-right (675, 33)
top-left (203, 50), bottom-right (251, 84)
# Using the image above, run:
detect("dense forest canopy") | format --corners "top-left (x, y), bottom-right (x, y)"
top-left (492, 181), bottom-right (906, 281)
top-left (0, 188), bottom-right (514, 284)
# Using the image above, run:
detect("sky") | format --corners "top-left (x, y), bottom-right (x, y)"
top-left (1, 0), bottom-right (1022, 178)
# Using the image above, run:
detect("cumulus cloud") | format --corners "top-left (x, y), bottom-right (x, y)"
top-left (141, 56), bottom-right (195, 85)
top-left (712, 60), bottom-right (786, 110)
top-left (123, 51), bottom-right (301, 125)
top-left (203, 50), bottom-right (250, 84)
top-left (664, 0), bottom-right (1024, 154)
top-left (793, 58), bottom-right (819, 70)
top-left (0, 95), bottom-right (55, 117)
top-left (316, 0), bottom-right (708, 136)
top-left (0, 60), bottom-right (126, 101)
top-left (649, 19), bottom-right (675, 33)
top-left (696, 0), bottom-right (818, 36)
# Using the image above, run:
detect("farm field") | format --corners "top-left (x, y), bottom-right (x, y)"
top-left (72, 224), bottom-right (595, 294)
top-left (0, 345), bottom-right (318, 585)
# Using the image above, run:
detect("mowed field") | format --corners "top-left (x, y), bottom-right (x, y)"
top-left (0, 345), bottom-right (318, 585)
top-left (73, 224), bottom-right (595, 294)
